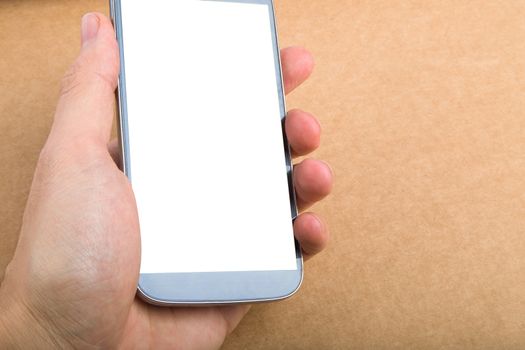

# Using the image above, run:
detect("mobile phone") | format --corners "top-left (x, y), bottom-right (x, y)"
top-left (110, 0), bottom-right (302, 305)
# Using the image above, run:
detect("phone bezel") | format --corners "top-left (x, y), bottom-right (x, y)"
top-left (111, 0), bottom-right (303, 305)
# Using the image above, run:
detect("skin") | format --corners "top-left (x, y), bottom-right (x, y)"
top-left (0, 13), bottom-right (333, 349)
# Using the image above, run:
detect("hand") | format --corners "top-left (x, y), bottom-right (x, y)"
top-left (0, 13), bottom-right (333, 349)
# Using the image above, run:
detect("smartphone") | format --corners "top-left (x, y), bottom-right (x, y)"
top-left (110, 0), bottom-right (302, 305)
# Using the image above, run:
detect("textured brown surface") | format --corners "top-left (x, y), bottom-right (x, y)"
top-left (1, 1), bottom-right (525, 349)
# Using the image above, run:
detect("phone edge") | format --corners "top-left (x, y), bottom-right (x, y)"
top-left (111, 0), bottom-right (304, 306)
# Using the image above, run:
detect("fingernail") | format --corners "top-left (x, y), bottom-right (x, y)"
top-left (310, 214), bottom-right (324, 233)
top-left (320, 159), bottom-right (334, 178)
top-left (81, 13), bottom-right (100, 47)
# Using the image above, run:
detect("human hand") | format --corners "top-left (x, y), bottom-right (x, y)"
top-left (0, 13), bottom-right (333, 349)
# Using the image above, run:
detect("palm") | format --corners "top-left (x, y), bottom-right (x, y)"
top-left (122, 299), bottom-right (249, 349)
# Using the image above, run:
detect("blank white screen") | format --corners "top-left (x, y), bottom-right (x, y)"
top-left (120, 0), bottom-right (297, 273)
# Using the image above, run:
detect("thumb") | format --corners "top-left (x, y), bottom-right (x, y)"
top-left (50, 13), bottom-right (119, 146)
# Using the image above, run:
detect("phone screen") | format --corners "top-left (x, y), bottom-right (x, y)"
top-left (120, 0), bottom-right (298, 274)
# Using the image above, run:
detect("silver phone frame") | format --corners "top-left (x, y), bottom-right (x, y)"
top-left (110, 0), bottom-right (303, 306)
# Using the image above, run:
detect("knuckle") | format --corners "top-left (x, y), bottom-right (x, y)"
top-left (37, 137), bottom-right (106, 180)
top-left (36, 144), bottom-right (62, 178)
top-left (60, 59), bottom-right (86, 98)
top-left (59, 53), bottom-right (117, 99)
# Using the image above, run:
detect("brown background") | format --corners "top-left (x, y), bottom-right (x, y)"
top-left (1, 0), bottom-right (525, 349)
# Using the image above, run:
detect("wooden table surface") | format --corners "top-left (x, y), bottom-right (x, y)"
top-left (1, 1), bottom-right (525, 349)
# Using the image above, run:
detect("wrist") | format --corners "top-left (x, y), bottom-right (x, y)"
top-left (0, 292), bottom-right (25, 348)
top-left (0, 285), bottom-right (26, 348)
top-left (0, 281), bottom-right (65, 348)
